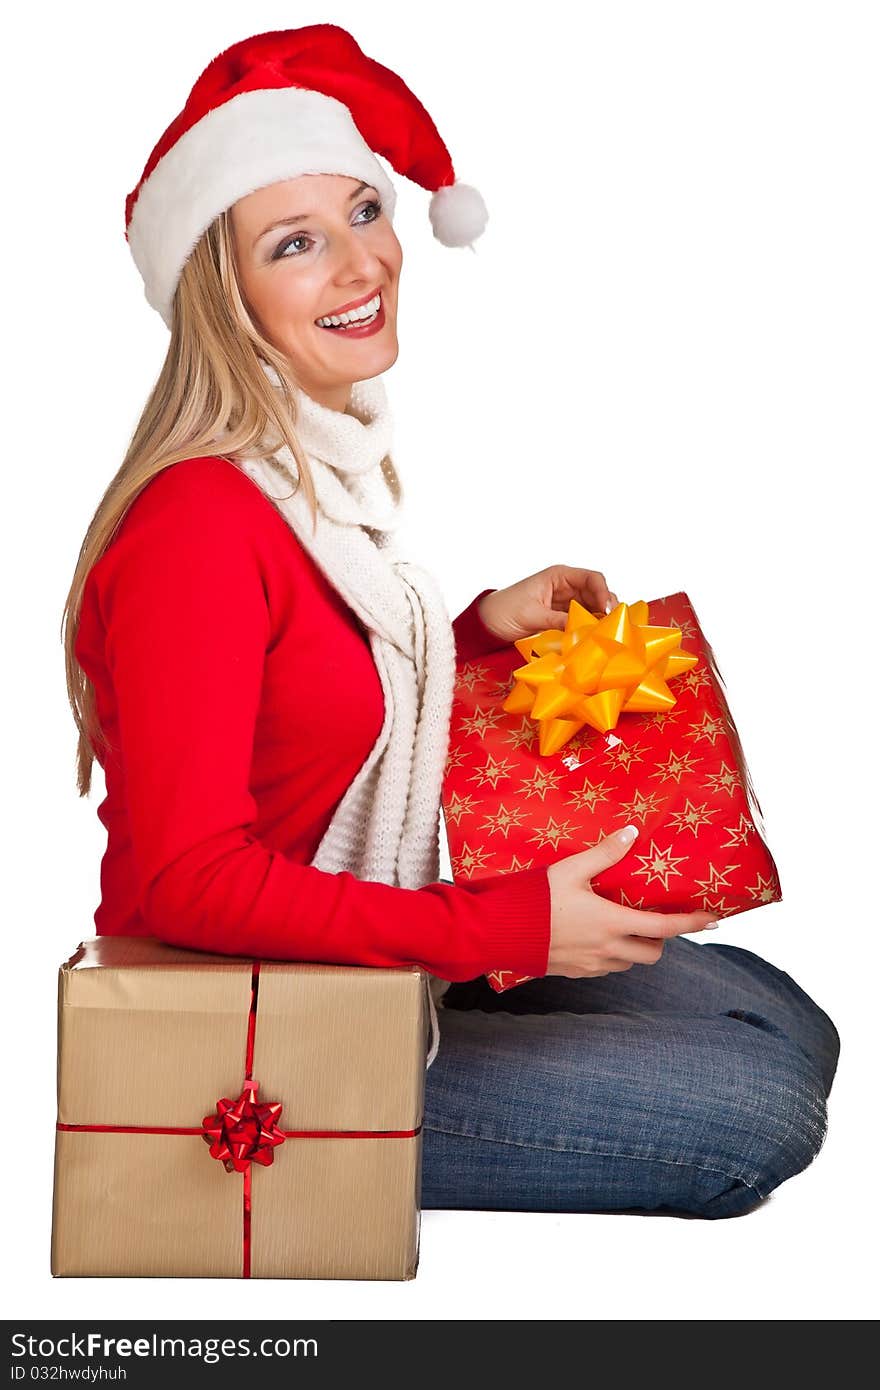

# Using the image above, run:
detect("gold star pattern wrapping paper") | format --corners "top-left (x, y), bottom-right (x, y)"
top-left (440, 592), bottom-right (782, 992)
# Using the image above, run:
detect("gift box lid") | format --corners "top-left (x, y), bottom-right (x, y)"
top-left (57, 936), bottom-right (429, 1133)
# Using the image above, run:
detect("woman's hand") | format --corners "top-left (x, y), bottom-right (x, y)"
top-left (478, 565), bottom-right (620, 644)
top-left (546, 826), bottom-right (719, 978)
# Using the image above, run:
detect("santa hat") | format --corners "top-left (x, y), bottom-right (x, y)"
top-left (125, 24), bottom-right (489, 328)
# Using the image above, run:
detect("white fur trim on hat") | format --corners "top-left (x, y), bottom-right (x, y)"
top-left (126, 87), bottom-right (398, 328)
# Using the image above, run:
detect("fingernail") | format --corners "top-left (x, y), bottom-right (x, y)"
top-left (619, 824), bottom-right (639, 843)
top-left (703, 920), bottom-right (719, 929)
top-left (605, 599), bottom-right (613, 614)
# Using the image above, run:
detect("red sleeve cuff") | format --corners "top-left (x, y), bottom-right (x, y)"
top-left (458, 863), bottom-right (552, 978)
top-left (452, 588), bottom-right (509, 665)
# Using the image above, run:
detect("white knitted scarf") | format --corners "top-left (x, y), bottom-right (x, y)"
top-left (236, 363), bottom-right (456, 1067)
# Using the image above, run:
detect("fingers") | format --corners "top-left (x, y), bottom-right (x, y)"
top-left (550, 566), bottom-right (616, 616)
top-left (611, 902), bottom-right (718, 940)
top-left (619, 935), bottom-right (666, 966)
top-left (583, 570), bottom-right (619, 614)
top-left (560, 959), bottom-right (635, 975)
top-left (582, 569), bottom-right (612, 612)
top-left (573, 826), bottom-right (642, 876)
top-left (556, 829), bottom-right (718, 948)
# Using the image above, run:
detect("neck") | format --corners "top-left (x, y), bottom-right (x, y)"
top-left (301, 380), bottom-right (352, 414)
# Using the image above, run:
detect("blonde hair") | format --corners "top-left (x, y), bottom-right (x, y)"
top-left (61, 208), bottom-right (328, 799)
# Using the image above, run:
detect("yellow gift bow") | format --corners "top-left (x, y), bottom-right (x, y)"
top-left (501, 599), bottom-right (699, 757)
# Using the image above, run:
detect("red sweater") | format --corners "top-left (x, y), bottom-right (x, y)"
top-left (74, 456), bottom-right (551, 983)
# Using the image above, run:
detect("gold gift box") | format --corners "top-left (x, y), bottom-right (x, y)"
top-left (51, 936), bottom-right (431, 1280)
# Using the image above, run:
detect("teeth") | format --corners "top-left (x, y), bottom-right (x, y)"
top-left (316, 292), bottom-right (381, 328)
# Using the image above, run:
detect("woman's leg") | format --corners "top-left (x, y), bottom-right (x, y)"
top-left (423, 938), bottom-right (839, 1218)
top-left (443, 935), bottom-right (840, 1095)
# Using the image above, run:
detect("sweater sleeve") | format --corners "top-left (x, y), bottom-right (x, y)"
top-left (452, 588), bottom-right (512, 664)
top-left (96, 474), bottom-right (550, 982)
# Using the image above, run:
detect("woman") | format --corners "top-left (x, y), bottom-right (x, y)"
top-left (63, 25), bottom-right (838, 1224)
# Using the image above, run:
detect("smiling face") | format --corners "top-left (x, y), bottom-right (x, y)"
top-left (230, 173), bottom-right (403, 412)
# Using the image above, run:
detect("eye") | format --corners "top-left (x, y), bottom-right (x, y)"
top-left (274, 233), bottom-right (313, 260)
top-left (273, 200), bottom-right (383, 260)
top-left (357, 199), bottom-right (383, 224)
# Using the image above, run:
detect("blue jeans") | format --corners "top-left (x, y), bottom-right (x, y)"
top-left (421, 935), bottom-right (840, 1219)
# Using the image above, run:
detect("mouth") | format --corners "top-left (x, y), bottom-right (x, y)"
top-left (314, 289), bottom-right (384, 335)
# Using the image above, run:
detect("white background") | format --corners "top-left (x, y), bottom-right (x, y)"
top-left (3, 0), bottom-right (877, 1323)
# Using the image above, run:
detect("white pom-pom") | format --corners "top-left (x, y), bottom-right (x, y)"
top-left (428, 182), bottom-right (488, 248)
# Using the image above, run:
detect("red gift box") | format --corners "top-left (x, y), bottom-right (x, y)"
top-left (441, 591), bottom-right (781, 991)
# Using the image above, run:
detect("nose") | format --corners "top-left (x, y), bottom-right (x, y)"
top-left (332, 225), bottom-right (385, 284)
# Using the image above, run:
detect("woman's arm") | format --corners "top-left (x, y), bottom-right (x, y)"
top-left (88, 469), bottom-right (549, 980)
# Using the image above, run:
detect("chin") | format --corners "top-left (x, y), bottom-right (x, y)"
top-left (356, 335), bottom-right (399, 376)
top-left (379, 338), bottom-right (400, 371)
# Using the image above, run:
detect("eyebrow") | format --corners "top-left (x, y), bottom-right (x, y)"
top-left (253, 182), bottom-right (376, 249)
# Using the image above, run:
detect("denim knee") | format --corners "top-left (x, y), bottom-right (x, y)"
top-left (694, 1023), bottom-right (831, 1218)
top-left (813, 1004), bottom-right (842, 1098)
top-left (708, 943), bottom-right (842, 1098)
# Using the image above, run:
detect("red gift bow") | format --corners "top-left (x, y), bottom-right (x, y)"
top-left (202, 1080), bottom-right (286, 1173)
